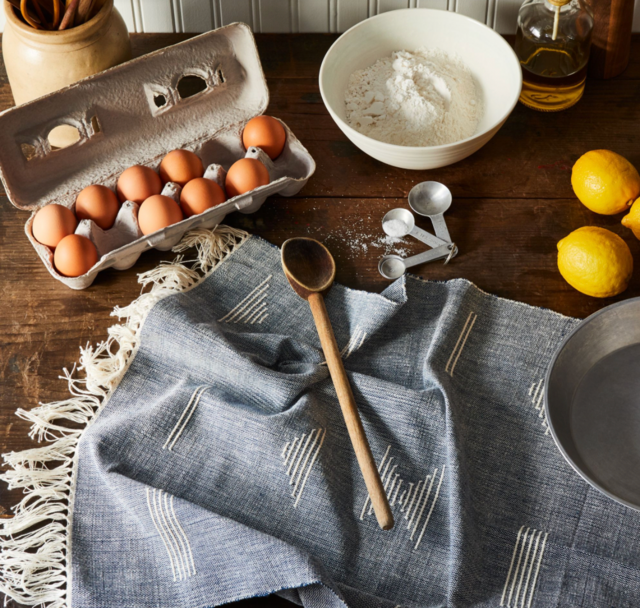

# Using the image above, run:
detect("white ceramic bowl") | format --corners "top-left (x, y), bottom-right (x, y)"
top-left (319, 9), bottom-right (522, 170)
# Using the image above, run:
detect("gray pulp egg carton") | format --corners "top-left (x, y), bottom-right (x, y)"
top-left (0, 23), bottom-right (315, 289)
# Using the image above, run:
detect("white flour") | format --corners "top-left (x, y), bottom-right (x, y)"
top-left (344, 48), bottom-right (482, 147)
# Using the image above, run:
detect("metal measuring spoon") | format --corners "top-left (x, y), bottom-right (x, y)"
top-left (378, 243), bottom-right (458, 280)
top-left (382, 208), bottom-right (449, 249)
top-left (408, 182), bottom-right (452, 243)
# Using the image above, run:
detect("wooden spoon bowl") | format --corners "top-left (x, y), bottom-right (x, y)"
top-left (281, 238), bottom-right (335, 298)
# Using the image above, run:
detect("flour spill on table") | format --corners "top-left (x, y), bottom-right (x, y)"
top-left (345, 47), bottom-right (482, 147)
top-left (324, 221), bottom-right (411, 258)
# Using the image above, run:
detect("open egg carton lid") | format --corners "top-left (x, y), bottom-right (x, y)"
top-left (0, 23), bottom-right (316, 289)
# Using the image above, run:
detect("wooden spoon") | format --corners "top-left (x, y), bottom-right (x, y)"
top-left (281, 237), bottom-right (394, 530)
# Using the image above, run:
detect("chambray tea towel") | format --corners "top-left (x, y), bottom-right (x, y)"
top-left (3, 226), bottom-right (640, 608)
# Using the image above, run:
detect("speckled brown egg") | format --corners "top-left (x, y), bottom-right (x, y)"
top-left (180, 178), bottom-right (226, 217)
top-left (225, 158), bottom-right (270, 198)
top-left (242, 115), bottom-right (286, 160)
top-left (54, 234), bottom-right (98, 277)
top-left (32, 204), bottom-right (78, 249)
top-left (138, 195), bottom-right (184, 235)
top-left (75, 185), bottom-right (120, 230)
top-left (116, 165), bottom-right (162, 204)
top-left (158, 150), bottom-right (204, 186)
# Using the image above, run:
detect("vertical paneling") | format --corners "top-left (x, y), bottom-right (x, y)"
top-left (259, 0), bottom-right (291, 32)
top-left (493, 0), bottom-right (521, 33)
top-left (377, 0), bottom-right (410, 13)
top-left (416, 0), bottom-right (448, 9)
top-left (2, 0), bottom-right (640, 33)
top-left (485, 0), bottom-right (496, 28)
top-left (180, 0), bottom-right (213, 32)
top-left (219, 0), bottom-right (254, 27)
top-left (172, 0), bottom-right (183, 31)
top-left (634, 0), bottom-right (640, 32)
top-left (114, 0), bottom-right (137, 32)
top-left (337, 0), bottom-right (368, 31)
top-left (132, 0), bottom-right (143, 32)
top-left (299, 0), bottom-right (330, 32)
top-left (139, 0), bottom-right (175, 31)
top-left (455, 0), bottom-right (487, 22)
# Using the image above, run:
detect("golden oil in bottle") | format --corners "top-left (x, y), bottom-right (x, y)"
top-left (515, 0), bottom-right (593, 112)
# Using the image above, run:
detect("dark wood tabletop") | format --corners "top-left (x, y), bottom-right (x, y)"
top-left (2, 32), bottom-right (640, 607)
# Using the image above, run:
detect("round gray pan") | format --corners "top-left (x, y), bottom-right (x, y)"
top-left (545, 297), bottom-right (640, 510)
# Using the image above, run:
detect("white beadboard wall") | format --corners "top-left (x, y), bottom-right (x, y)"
top-left (1, 0), bottom-right (640, 34)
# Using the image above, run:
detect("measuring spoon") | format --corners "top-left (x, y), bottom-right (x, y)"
top-left (408, 181), bottom-right (452, 243)
top-left (378, 243), bottom-right (458, 280)
top-left (382, 208), bottom-right (448, 249)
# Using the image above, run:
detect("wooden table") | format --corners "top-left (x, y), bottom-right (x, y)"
top-left (2, 32), bottom-right (640, 607)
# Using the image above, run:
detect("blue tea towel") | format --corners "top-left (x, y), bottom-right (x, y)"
top-left (3, 229), bottom-right (640, 608)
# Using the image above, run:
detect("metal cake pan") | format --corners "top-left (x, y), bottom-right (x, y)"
top-left (545, 297), bottom-right (640, 510)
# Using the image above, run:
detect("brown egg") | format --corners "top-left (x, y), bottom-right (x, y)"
top-left (32, 204), bottom-right (78, 249)
top-left (54, 234), bottom-right (98, 277)
top-left (180, 178), bottom-right (226, 217)
top-left (242, 115), bottom-right (286, 160)
top-left (225, 158), bottom-right (270, 199)
top-left (117, 165), bottom-right (162, 204)
top-left (158, 150), bottom-right (204, 186)
top-left (138, 195), bottom-right (184, 235)
top-left (75, 185), bottom-right (120, 230)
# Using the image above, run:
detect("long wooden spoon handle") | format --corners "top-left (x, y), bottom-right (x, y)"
top-left (308, 292), bottom-right (394, 530)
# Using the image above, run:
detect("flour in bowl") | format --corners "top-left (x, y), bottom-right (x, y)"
top-left (344, 48), bottom-right (482, 147)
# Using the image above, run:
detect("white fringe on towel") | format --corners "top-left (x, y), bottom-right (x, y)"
top-left (0, 225), bottom-right (249, 608)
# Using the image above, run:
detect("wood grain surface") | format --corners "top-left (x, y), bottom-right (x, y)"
top-left (1, 32), bottom-right (640, 607)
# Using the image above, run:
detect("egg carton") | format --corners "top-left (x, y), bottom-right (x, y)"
top-left (0, 23), bottom-right (315, 289)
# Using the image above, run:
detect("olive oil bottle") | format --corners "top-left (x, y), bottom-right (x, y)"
top-left (515, 0), bottom-right (594, 112)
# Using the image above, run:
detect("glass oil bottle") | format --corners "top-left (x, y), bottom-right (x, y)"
top-left (515, 0), bottom-right (594, 112)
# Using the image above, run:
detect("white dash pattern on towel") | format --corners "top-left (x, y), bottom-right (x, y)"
top-left (500, 526), bottom-right (549, 608)
top-left (341, 326), bottom-right (368, 359)
top-left (360, 445), bottom-right (446, 550)
top-left (528, 379), bottom-right (551, 435)
top-left (281, 428), bottom-right (327, 507)
top-left (146, 488), bottom-right (196, 581)
top-left (218, 275), bottom-right (272, 325)
top-left (445, 311), bottom-right (478, 376)
top-left (321, 326), bottom-right (368, 366)
top-left (163, 385), bottom-right (210, 451)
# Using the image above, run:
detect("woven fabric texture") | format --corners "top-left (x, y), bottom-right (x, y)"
top-left (70, 235), bottom-right (640, 607)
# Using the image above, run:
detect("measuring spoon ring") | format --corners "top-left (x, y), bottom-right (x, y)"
top-left (382, 208), bottom-right (448, 249)
top-left (378, 243), bottom-right (457, 280)
top-left (408, 181), bottom-right (452, 243)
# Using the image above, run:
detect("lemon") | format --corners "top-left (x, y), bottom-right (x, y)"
top-left (571, 150), bottom-right (640, 215)
top-left (622, 198), bottom-right (640, 239)
top-left (557, 226), bottom-right (633, 297)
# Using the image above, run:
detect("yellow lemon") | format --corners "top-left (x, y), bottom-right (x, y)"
top-left (571, 150), bottom-right (640, 215)
top-left (557, 226), bottom-right (633, 297)
top-left (622, 197), bottom-right (640, 239)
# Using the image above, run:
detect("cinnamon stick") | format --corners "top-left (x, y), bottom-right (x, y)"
top-left (75, 0), bottom-right (94, 25)
top-left (58, 0), bottom-right (79, 30)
